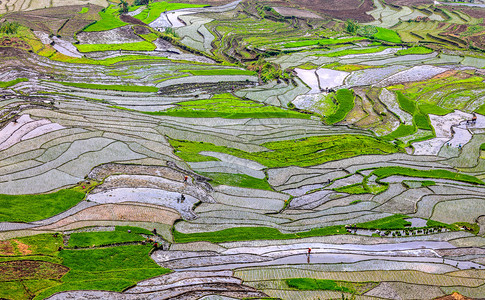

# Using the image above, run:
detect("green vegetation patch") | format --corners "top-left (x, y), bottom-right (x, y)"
top-left (418, 103), bottom-right (452, 116)
top-left (334, 183), bottom-right (367, 194)
top-left (316, 46), bottom-right (390, 57)
top-left (79, 7), bottom-right (89, 14)
top-left (283, 37), bottom-right (365, 48)
top-left (403, 180), bottom-right (436, 188)
top-left (0, 21), bottom-right (20, 34)
top-left (51, 54), bottom-right (169, 66)
top-left (371, 166), bottom-right (484, 185)
top-left (174, 225), bottom-right (347, 243)
top-left (199, 172), bottom-right (273, 191)
top-left (477, 103), bottom-right (485, 115)
top-left (396, 91), bottom-right (416, 115)
top-left (51, 81), bottom-right (158, 93)
top-left (84, 5), bottom-right (127, 32)
top-left (286, 278), bottom-right (354, 293)
top-left (0, 260), bottom-right (68, 281)
top-left (396, 46), bottom-right (433, 56)
top-left (139, 32), bottom-right (158, 42)
top-left (150, 93), bottom-right (309, 119)
top-left (68, 229), bottom-right (146, 248)
top-left (170, 134), bottom-right (400, 168)
top-left (325, 89), bottom-right (356, 124)
top-left (133, 1), bottom-right (206, 24)
top-left (0, 189), bottom-right (85, 223)
top-left (115, 226), bottom-right (154, 235)
top-left (373, 27), bottom-right (402, 43)
top-left (183, 69), bottom-right (257, 76)
top-left (0, 233), bottom-right (169, 300)
top-left (0, 234), bottom-right (63, 300)
top-left (75, 41), bottom-right (156, 52)
top-left (36, 245), bottom-right (170, 299)
top-left (358, 214), bottom-right (411, 230)
top-left (0, 78), bottom-right (28, 88)
top-left (382, 124), bottom-right (416, 141)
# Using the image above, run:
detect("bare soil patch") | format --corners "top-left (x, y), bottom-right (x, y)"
top-left (434, 292), bottom-right (474, 300)
top-left (88, 163), bottom-right (184, 182)
top-left (272, 7), bottom-right (322, 18)
top-left (166, 0), bottom-right (235, 5)
top-left (77, 25), bottom-right (143, 44)
top-left (385, 0), bottom-right (431, 5)
top-left (0, 37), bottom-right (29, 50)
top-left (0, 241), bottom-right (14, 255)
top-left (4, 5), bottom-right (103, 38)
top-left (0, 260), bottom-right (68, 281)
top-left (282, 0), bottom-right (376, 22)
top-left (133, 25), bottom-right (151, 35)
top-left (444, 6), bottom-right (485, 23)
top-left (14, 240), bottom-right (32, 255)
top-left (120, 14), bottom-right (149, 26)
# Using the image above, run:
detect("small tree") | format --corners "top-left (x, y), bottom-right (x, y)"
top-left (345, 19), bottom-right (359, 34)
top-left (118, 0), bottom-right (129, 13)
top-left (134, 0), bottom-right (150, 5)
top-left (164, 27), bottom-right (178, 38)
top-left (0, 22), bottom-right (20, 35)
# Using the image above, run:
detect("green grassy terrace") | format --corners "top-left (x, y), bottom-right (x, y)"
top-left (146, 93), bottom-right (310, 119)
top-left (199, 172), bottom-right (274, 191)
top-left (182, 69), bottom-right (257, 76)
top-left (396, 46), bottom-right (433, 56)
top-left (325, 89), bottom-right (356, 124)
top-left (75, 41), bottom-right (156, 52)
top-left (0, 233), bottom-right (169, 300)
top-left (286, 278), bottom-right (355, 293)
top-left (132, 1), bottom-right (206, 24)
top-left (36, 244), bottom-right (169, 299)
top-left (51, 81), bottom-right (159, 93)
top-left (173, 225), bottom-right (349, 243)
top-left (84, 5), bottom-right (127, 32)
top-left (0, 188), bottom-right (85, 223)
top-left (315, 46), bottom-right (391, 57)
top-left (370, 166), bottom-right (484, 185)
top-left (0, 78), bottom-right (28, 88)
top-left (174, 213), bottom-right (459, 243)
top-left (283, 37), bottom-right (365, 48)
top-left (67, 226), bottom-right (153, 248)
top-left (170, 134), bottom-right (401, 168)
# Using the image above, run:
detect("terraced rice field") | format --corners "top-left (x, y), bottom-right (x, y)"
top-left (1, 0), bottom-right (485, 299)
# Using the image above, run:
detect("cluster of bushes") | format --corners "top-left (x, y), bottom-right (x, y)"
top-left (0, 21), bottom-right (20, 35)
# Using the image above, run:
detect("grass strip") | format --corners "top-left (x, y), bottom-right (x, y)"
top-left (138, 93), bottom-right (310, 119)
top-left (199, 172), bottom-right (273, 191)
top-left (173, 225), bottom-right (348, 243)
top-left (34, 245), bottom-right (170, 300)
top-left (133, 1), bottom-right (206, 24)
top-left (84, 5), bottom-right (127, 32)
top-left (182, 69), bottom-right (257, 76)
top-left (315, 46), bottom-right (390, 57)
top-left (0, 78), bottom-right (28, 88)
top-left (373, 27), bottom-right (402, 43)
top-left (283, 37), bottom-right (365, 48)
top-left (358, 214), bottom-right (411, 230)
top-left (75, 41), bottom-right (156, 52)
top-left (396, 46), bottom-right (433, 56)
top-left (0, 189), bottom-right (85, 223)
top-left (371, 166), bottom-right (484, 185)
top-left (286, 278), bottom-right (354, 293)
top-left (325, 89), bottom-right (355, 124)
top-left (51, 81), bottom-right (158, 93)
top-left (170, 134), bottom-right (401, 168)
top-left (68, 231), bottom-right (145, 248)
